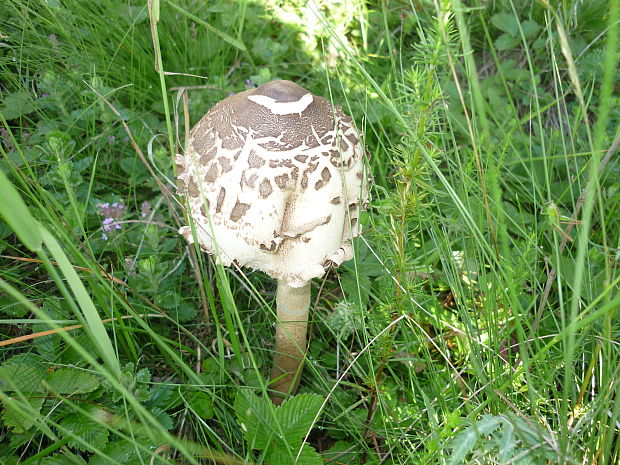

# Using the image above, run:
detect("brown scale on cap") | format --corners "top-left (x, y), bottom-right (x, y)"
top-left (177, 79), bottom-right (369, 287)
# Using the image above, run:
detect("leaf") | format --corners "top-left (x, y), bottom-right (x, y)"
top-left (233, 389), bottom-right (274, 450)
top-left (45, 368), bottom-right (100, 394)
top-left (59, 410), bottom-right (110, 452)
top-left (495, 33), bottom-right (520, 51)
top-left (34, 330), bottom-right (60, 361)
top-left (521, 20), bottom-right (540, 39)
top-left (498, 417), bottom-right (516, 462)
top-left (0, 91), bottom-right (39, 120)
top-left (0, 295), bottom-right (29, 317)
top-left (491, 13), bottom-right (519, 37)
top-left (264, 442), bottom-right (322, 465)
top-left (0, 169), bottom-right (42, 251)
top-left (322, 441), bottom-right (359, 464)
top-left (88, 440), bottom-right (143, 465)
top-left (341, 270), bottom-right (371, 309)
top-left (149, 407), bottom-right (174, 430)
top-left (147, 383), bottom-right (176, 409)
top-left (448, 415), bottom-right (502, 465)
top-left (1, 396), bottom-right (45, 433)
top-left (188, 391), bottom-right (214, 419)
top-left (0, 353), bottom-right (47, 392)
top-left (276, 393), bottom-right (324, 444)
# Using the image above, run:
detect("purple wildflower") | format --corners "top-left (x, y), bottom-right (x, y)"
top-left (97, 200), bottom-right (125, 240)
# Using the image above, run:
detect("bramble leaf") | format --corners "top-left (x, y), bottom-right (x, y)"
top-left (0, 353), bottom-right (47, 393)
top-left (46, 368), bottom-right (100, 394)
top-left (264, 442), bottom-right (322, 465)
top-left (1, 396), bottom-right (44, 433)
top-left (233, 389), bottom-right (274, 450)
top-left (275, 394), bottom-right (323, 444)
top-left (59, 409), bottom-right (110, 452)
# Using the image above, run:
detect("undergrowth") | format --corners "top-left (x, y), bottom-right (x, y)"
top-left (0, 1), bottom-right (618, 464)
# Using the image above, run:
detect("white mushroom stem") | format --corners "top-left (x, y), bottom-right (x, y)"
top-left (269, 280), bottom-right (311, 405)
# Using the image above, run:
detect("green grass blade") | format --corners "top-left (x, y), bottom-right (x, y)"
top-left (0, 169), bottom-right (42, 252)
top-left (38, 226), bottom-right (120, 376)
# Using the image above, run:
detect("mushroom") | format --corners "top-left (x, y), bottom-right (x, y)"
top-left (176, 80), bottom-right (369, 404)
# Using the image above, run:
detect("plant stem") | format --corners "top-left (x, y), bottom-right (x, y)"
top-left (269, 280), bottom-right (311, 405)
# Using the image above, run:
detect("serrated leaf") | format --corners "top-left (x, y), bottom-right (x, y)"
top-left (495, 33), bottom-right (520, 51)
top-left (87, 440), bottom-right (145, 465)
top-left (188, 391), bottom-right (214, 419)
top-left (45, 368), bottom-right (100, 394)
top-left (135, 367), bottom-right (151, 384)
top-left (148, 383), bottom-right (175, 409)
top-left (0, 353), bottom-right (47, 392)
top-left (0, 295), bottom-right (29, 317)
top-left (1, 396), bottom-right (44, 433)
top-left (0, 91), bottom-right (39, 120)
top-left (491, 13), bottom-right (518, 37)
top-left (150, 407), bottom-right (174, 430)
top-left (33, 320), bottom-right (61, 361)
top-left (59, 410), bottom-right (110, 452)
top-left (265, 442), bottom-right (322, 465)
top-left (233, 389), bottom-right (274, 450)
top-left (323, 441), bottom-right (359, 464)
top-left (276, 393), bottom-right (324, 444)
top-left (521, 20), bottom-right (540, 39)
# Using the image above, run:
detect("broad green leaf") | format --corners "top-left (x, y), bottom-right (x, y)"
top-left (448, 415), bottom-right (501, 465)
top-left (264, 442), bottom-right (322, 465)
top-left (1, 396), bottom-right (45, 433)
top-left (276, 393), bottom-right (324, 444)
top-left (150, 407), bottom-right (174, 430)
top-left (147, 383), bottom-right (176, 410)
top-left (495, 33), bottom-right (520, 51)
top-left (34, 329), bottom-right (60, 361)
top-left (88, 440), bottom-right (142, 465)
top-left (0, 91), bottom-right (39, 120)
top-left (233, 389), bottom-right (274, 450)
top-left (0, 295), bottom-right (29, 317)
top-left (491, 13), bottom-right (518, 37)
top-left (188, 391), bottom-right (214, 419)
top-left (40, 227), bottom-right (120, 376)
top-left (59, 410), bottom-right (110, 452)
top-left (322, 441), bottom-right (359, 465)
top-left (0, 353), bottom-right (47, 393)
top-left (0, 169), bottom-right (42, 251)
top-left (521, 20), bottom-right (541, 39)
top-left (45, 368), bottom-right (100, 394)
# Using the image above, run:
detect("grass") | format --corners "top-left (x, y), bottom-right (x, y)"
top-left (0, 0), bottom-right (619, 464)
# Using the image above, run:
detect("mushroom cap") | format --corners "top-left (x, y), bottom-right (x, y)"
top-left (176, 80), bottom-right (369, 287)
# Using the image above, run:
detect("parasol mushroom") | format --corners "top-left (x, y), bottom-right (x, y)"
top-left (176, 80), bottom-right (369, 404)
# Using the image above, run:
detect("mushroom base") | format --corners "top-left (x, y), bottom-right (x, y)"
top-left (269, 280), bottom-right (311, 405)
